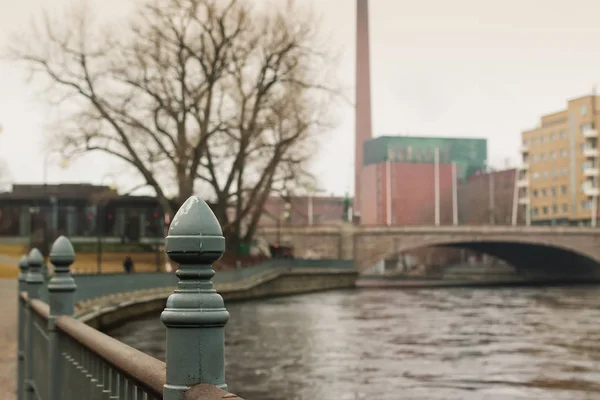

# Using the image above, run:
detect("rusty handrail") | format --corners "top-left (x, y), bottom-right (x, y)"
top-left (20, 292), bottom-right (50, 321)
top-left (55, 314), bottom-right (166, 396)
top-left (183, 384), bottom-right (242, 400)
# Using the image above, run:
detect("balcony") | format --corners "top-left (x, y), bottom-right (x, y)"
top-left (517, 179), bottom-right (529, 188)
top-left (584, 147), bottom-right (599, 158)
top-left (584, 167), bottom-right (600, 177)
top-left (584, 186), bottom-right (600, 197)
top-left (520, 145), bottom-right (529, 153)
top-left (519, 162), bottom-right (529, 170)
top-left (583, 127), bottom-right (598, 139)
top-left (518, 197), bottom-right (530, 205)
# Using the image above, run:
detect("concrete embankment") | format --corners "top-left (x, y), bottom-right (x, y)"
top-left (356, 275), bottom-right (529, 289)
top-left (78, 267), bottom-right (357, 331)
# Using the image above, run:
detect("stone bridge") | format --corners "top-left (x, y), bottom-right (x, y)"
top-left (257, 225), bottom-right (600, 278)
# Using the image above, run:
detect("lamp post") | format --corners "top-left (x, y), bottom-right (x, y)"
top-left (452, 161), bottom-right (458, 226)
top-left (42, 151), bottom-right (69, 255)
top-left (483, 160), bottom-right (495, 225)
top-left (434, 148), bottom-right (440, 226)
top-left (96, 174), bottom-right (118, 274)
top-left (307, 186), bottom-right (326, 226)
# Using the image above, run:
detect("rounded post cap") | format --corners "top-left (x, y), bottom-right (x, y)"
top-left (18, 255), bottom-right (29, 270)
top-left (28, 248), bottom-right (44, 266)
top-left (166, 196), bottom-right (225, 264)
top-left (49, 235), bottom-right (75, 265)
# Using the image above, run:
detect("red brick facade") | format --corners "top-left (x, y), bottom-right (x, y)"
top-left (458, 169), bottom-right (525, 225)
top-left (258, 195), bottom-right (346, 227)
top-left (361, 162), bottom-right (457, 225)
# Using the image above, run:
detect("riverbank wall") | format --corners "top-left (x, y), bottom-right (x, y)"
top-left (77, 265), bottom-right (357, 331)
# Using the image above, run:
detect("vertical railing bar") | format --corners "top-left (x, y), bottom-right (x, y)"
top-left (17, 256), bottom-right (29, 400)
top-left (48, 235), bottom-right (77, 400)
top-left (24, 248), bottom-right (44, 400)
top-left (102, 361), bottom-right (112, 400)
top-left (126, 378), bottom-right (136, 400)
top-left (96, 356), bottom-right (107, 400)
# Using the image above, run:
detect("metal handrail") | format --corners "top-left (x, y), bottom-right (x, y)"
top-left (17, 196), bottom-right (245, 400)
top-left (56, 314), bottom-right (166, 396)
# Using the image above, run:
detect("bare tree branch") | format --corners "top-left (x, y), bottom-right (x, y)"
top-left (6, 0), bottom-right (341, 245)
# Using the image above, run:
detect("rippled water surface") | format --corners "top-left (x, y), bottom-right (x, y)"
top-left (110, 287), bottom-right (600, 399)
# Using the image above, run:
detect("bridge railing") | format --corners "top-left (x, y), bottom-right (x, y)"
top-left (16, 196), bottom-right (242, 400)
top-left (37, 257), bottom-right (356, 306)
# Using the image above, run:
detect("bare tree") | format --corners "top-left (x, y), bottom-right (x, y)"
top-left (7, 0), bottom-right (339, 246)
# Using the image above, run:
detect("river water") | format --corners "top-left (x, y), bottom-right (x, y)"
top-left (110, 287), bottom-right (600, 399)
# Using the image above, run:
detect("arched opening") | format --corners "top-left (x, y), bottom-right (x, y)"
top-left (366, 240), bottom-right (600, 282)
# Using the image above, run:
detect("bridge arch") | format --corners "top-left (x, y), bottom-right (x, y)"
top-left (356, 234), bottom-right (600, 280)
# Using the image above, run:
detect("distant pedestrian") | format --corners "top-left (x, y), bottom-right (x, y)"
top-left (123, 256), bottom-right (134, 273)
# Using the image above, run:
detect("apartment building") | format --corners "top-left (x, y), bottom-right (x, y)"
top-left (519, 95), bottom-right (600, 226)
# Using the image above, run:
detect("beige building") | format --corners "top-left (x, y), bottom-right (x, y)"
top-left (519, 94), bottom-right (599, 226)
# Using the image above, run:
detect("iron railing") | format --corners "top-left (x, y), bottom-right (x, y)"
top-left (17, 196), bottom-right (243, 400)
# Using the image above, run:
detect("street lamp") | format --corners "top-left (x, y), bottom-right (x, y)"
top-left (96, 177), bottom-right (119, 274)
top-left (276, 200), bottom-right (291, 246)
top-left (307, 186), bottom-right (326, 226)
top-left (41, 151), bottom-right (69, 255)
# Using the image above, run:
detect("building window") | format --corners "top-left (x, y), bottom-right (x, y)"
top-left (541, 152), bottom-right (547, 161)
top-left (560, 130), bottom-right (567, 139)
top-left (552, 205), bottom-right (558, 214)
top-left (581, 123), bottom-right (594, 132)
top-left (424, 147), bottom-right (432, 161)
top-left (541, 188), bottom-right (547, 197)
top-left (397, 148), bottom-right (405, 161)
top-left (543, 206), bottom-right (549, 215)
top-left (582, 161), bottom-right (593, 171)
top-left (561, 184), bottom-right (568, 194)
top-left (415, 148), bottom-right (422, 161)
top-left (562, 203), bottom-right (569, 212)
top-left (560, 149), bottom-right (567, 158)
top-left (523, 139), bottom-right (528, 145)
top-left (532, 207), bottom-right (539, 216)
top-left (533, 189), bottom-right (538, 197)
top-left (551, 151), bottom-right (557, 160)
top-left (581, 105), bottom-right (588, 116)
top-left (532, 172), bottom-right (540, 180)
top-left (541, 136), bottom-right (546, 144)
top-left (561, 167), bottom-right (568, 176)
top-left (551, 133), bottom-right (558, 141)
top-left (542, 171), bottom-right (548, 179)
top-left (0, 206), bottom-right (21, 236)
top-left (582, 200), bottom-right (592, 210)
top-left (551, 187), bottom-right (557, 197)
top-left (531, 155), bottom-right (537, 163)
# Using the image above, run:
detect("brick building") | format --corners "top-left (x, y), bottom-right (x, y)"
top-left (458, 169), bottom-right (525, 225)
top-left (257, 195), bottom-right (347, 227)
top-left (359, 136), bottom-right (487, 225)
top-left (373, 162), bottom-right (456, 226)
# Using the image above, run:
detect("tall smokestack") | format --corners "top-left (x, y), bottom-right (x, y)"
top-left (355, 0), bottom-right (373, 219)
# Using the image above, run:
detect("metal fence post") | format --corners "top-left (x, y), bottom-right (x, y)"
top-left (17, 256), bottom-right (29, 400)
top-left (47, 236), bottom-right (77, 400)
top-left (24, 248), bottom-right (44, 400)
top-left (161, 196), bottom-right (230, 399)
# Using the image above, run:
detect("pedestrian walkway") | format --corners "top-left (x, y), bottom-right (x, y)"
top-left (0, 255), bottom-right (19, 264)
top-left (0, 279), bottom-right (17, 400)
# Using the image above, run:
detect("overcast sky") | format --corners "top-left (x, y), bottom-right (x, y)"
top-left (2, 0), bottom-right (600, 196)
